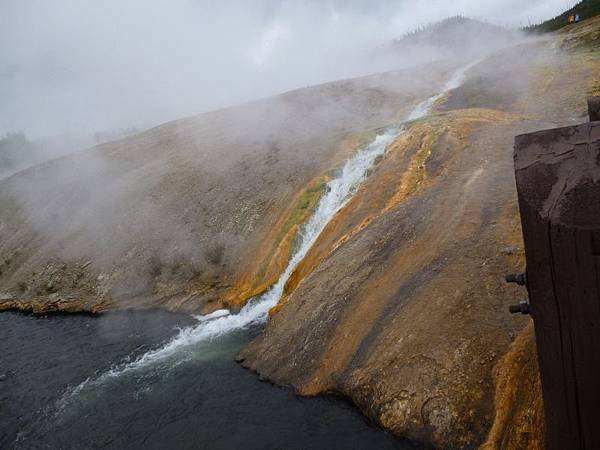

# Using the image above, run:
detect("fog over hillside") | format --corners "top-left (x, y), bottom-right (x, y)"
top-left (1, 0), bottom-right (575, 140)
top-left (2, 1), bottom-right (600, 447)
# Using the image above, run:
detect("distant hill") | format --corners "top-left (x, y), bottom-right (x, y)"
top-left (526, 0), bottom-right (600, 33)
top-left (390, 16), bottom-right (520, 63)
top-left (396, 16), bottom-right (517, 49)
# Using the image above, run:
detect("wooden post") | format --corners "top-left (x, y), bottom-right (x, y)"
top-left (513, 104), bottom-right (600, 449)
top-left (589, 97), bottom-right (600, 122)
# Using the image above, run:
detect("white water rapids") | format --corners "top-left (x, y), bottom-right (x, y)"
top-left (61, 63), bottom-right (476, 400)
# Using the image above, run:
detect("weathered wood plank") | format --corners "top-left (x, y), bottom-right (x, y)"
top-left (514, 120), bottom-right (600, 449)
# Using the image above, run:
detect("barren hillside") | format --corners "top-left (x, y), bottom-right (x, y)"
top-left (0, 63), bottom-right (456, 314)
top-left (239, 18), bottom-right (600, 449)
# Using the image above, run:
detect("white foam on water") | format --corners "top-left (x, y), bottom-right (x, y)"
top-left (194, 309), bottom-right (230, 322)
top-left (61, 62), bottom-right (477, 400)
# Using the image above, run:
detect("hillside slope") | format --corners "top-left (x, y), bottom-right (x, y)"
top-left (0, 62), bottom-right (456, 314)
top-left (239, 19), bottom-right (600, 449)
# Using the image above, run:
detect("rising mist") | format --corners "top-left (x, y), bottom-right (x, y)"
top-left (1, 0), bottom-right (575, 140)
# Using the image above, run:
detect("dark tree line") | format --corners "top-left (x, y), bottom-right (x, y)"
top-left (525, 0), bottom-right (600, 33)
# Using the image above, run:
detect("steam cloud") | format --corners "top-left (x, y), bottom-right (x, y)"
top-left (1, 0), bottom-right (576, 139)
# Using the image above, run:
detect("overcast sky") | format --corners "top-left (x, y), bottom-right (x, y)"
top-left (0, 0), bottom-right (576, 138)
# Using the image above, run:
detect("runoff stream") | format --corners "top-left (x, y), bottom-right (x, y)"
top-left (1, 64), bottom-right (474, 449)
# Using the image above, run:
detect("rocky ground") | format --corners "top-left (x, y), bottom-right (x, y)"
top-left (2, 15), bottom-right (600, 450)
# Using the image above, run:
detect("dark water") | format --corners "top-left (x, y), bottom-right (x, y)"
top-left (1, 311), bottom-right (416, 450)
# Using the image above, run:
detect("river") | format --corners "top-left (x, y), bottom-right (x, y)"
top-left (1, 311), bottom-right (415, 449)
